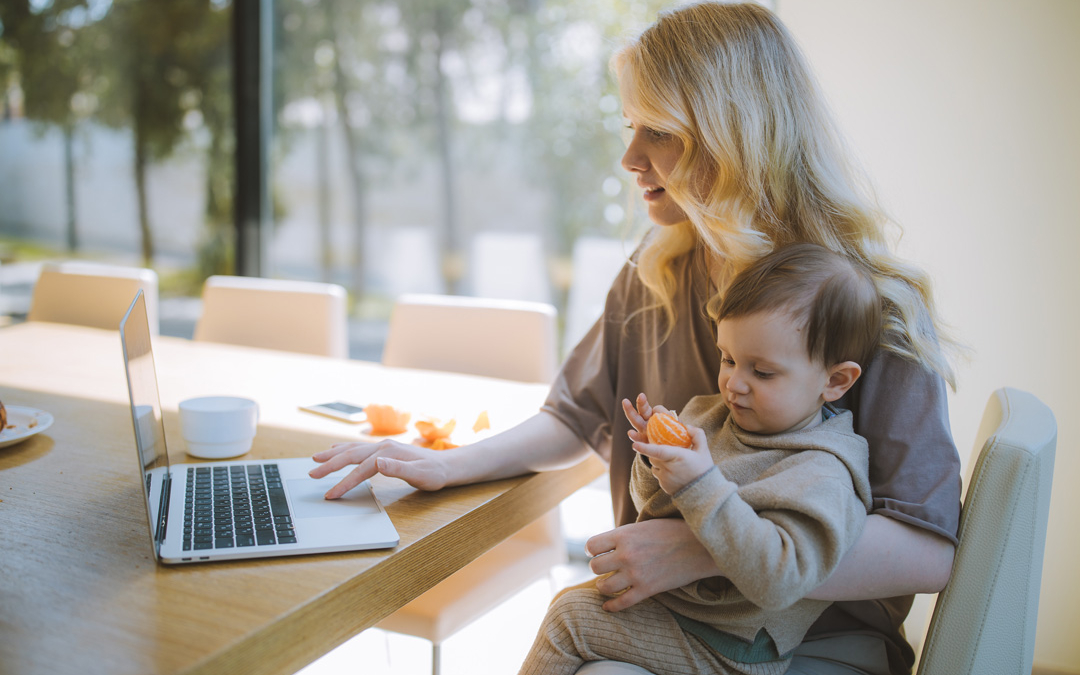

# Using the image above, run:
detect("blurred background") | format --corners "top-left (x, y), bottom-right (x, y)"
top-left (1, 0), bottom-right (1078, 672)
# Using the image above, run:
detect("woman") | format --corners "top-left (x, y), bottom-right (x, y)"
top-left (311, 4), bottom-right (961, 673)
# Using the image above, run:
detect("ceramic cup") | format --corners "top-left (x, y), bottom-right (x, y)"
top-left (178, 396), bottom-right (259, 459)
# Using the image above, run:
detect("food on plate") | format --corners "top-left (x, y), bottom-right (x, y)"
top-left (415, 418), bottom-right (456, 442)
top-left (364, 404), bottom-right (411, 436)
top-left (472, 410), bottom-right (490, 433)
top-left (646, 410), bottom-right (692, 448)
top-left (0, 399), bottom-right (6, 430)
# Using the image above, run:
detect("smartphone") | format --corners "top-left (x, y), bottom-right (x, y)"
top-left (299, 401), bottom-right (366, 423)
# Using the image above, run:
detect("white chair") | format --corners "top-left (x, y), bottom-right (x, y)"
top-left (578, 387), bottom-right (1058, 675)
top-left (377, 292), bottom-right (566, 675)
top-left (193, 275), bottom-right (348, 358)
top-left (467, 231), bottom-right (553, 305)
top-left (382, 293), bottom-right (558, 384)
top-left (563, 236), bottom-right (629, 353)
top-left (916, 387), bottom-right (1056, 674)
top-left (27, 261), bottom-right (160, 334)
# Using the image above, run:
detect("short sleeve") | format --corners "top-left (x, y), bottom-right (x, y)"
top-left (837, 350), bottom-right (962, 544)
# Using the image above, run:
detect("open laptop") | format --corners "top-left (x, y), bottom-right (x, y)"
top-left (119, 289), bottom-right (399, 564)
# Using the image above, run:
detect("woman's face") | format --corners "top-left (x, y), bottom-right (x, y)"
top-left (621, 117), bottom-right (690, 227)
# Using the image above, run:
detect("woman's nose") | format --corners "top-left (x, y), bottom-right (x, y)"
top-left (621, 135), bottom-right (647, 173)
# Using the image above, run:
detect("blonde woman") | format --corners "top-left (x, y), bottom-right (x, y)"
top-left (312, 3), bottom-right (960, 673)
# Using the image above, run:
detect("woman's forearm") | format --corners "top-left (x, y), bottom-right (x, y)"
top-left (445, 411), bottom-right (593, 486)
top-left (805, 514), bottom-right (955, 601)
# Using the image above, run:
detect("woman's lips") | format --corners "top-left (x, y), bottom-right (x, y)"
top-left (643, 186), bottom-right (665, 202)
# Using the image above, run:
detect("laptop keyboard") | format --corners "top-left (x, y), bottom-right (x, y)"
top-left (183, 464), bottom-right (297, 551)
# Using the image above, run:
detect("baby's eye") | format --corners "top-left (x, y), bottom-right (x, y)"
top-left (753, 370), bottom-right (774, 380)
top-left (720, 357), bottom-right (735, 367)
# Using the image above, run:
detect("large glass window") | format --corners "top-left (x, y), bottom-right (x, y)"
top-left (1, 0), bottom-right (664, 356)
top-left (268, 0), bottom-right (664, 357)
top-left (0, 0), bottom-right (234, 334)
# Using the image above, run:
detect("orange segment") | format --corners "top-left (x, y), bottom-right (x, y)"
top-left (472, 410), bottom-right (490, 433)
top-left (365, 404), bottom-right (411, 436)
top-left (646, 411), bottom-right (692, 448)
top-left (415, 418), bottom-right (456, 442)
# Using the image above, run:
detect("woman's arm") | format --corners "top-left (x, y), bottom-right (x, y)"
top-left (804, 514), bottom-right (954, 600)
top-left (587, 513), bottom-right (954, 612)
top-left (310, 411), bottom-right (592, 498)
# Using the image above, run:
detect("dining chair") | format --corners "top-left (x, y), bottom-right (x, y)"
top-left (381, 293), bottom-right (559, 384)
top-left (376, 293), bottom-right (566, 675)
top-left (576, 386), bottom-right (1058, 675)
top-left (27, 261), bottom-right (160, 334)
top-left (193, 275), bottom-right (349, 358)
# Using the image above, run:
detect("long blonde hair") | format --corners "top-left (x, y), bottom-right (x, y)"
top-left (613, 1), bottom-right (958, 388)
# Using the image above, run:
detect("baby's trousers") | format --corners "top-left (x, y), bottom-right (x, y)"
top-left (517, 581), bottom-right (789, 675)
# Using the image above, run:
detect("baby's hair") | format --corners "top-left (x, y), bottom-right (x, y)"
top-left (717, 243), bottom-right (883, 368)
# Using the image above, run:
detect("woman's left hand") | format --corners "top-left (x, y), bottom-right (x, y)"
top-left (585, 518), bottom-right (721, 612)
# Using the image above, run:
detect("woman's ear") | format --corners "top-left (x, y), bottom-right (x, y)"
top-left (822, 361), bottom-right (862, 402)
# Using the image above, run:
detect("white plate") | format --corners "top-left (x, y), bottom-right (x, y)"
top-left (0, 406), bottom-right (55, 449)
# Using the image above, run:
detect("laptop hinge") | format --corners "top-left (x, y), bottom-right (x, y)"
top-left (155, 472), bottom-right (171, 545)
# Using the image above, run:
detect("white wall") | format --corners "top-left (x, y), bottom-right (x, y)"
top-left (778, 1), bottom-right (1080, 670)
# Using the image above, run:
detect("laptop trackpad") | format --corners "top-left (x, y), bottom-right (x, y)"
top-left (287, 478), bottom-right (381, 519)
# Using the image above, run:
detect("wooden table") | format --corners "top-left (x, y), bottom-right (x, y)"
top-left (0, 322), bottom-right (605, 675)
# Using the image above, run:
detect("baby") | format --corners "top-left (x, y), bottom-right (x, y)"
top-left (518, 243), bottom-right (883, 675)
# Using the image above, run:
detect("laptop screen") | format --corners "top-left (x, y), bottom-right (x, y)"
top-left (119, 290), bottom-right (171, 558)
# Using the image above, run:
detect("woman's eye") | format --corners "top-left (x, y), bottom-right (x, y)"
top-left (647, 127), bottom-right (669, 140)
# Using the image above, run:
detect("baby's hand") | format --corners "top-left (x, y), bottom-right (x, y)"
top-left (622, 393), bottom-right (656, 445)
top-left (632, 424), bottom-right (712, 495)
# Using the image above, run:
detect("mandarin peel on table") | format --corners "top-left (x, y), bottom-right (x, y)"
top-left (364, 404), bottom-right (411, 436)
top-left (472, 410), bottom-right (490, 433)
top-left (415, 418), bottom-right (456, 442)
top-left (646, 411), bottom-right (692, 448)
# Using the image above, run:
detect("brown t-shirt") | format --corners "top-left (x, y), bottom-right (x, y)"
top-left (541, 246), bottom-right (962, 672)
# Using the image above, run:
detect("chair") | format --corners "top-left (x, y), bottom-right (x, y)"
top-left (563, 236), bottom-right (629, 353)
top-left (382, 293), bottom-right (558, 384)
top-left (916, 386), bottom-right (1056, 674)
top-left (27, 261), bottom-right (160, 334)
top-left (467, 231), bottom-right (553, 305)
top-left (377, 293), bottom-right (566, 675)
top-left (577, 387), bottom-right (1058, 675)
top-left (193, 275), bottom-right (348, 358)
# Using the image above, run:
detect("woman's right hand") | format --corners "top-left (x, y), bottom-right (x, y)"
top-left (310, 439), bottom-right (452, 498)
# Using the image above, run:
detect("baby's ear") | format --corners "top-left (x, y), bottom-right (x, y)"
top-left (822, 361), bottom-right (862, 402)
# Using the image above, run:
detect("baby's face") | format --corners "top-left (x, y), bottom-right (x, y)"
top-left (715, 311), bottom-right (832, 435)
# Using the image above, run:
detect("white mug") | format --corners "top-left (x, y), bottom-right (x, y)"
top-left (179, 396), bottom-right (259, 459)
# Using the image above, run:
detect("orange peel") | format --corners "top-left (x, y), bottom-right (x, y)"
top-left (472, 410), bottom-right (490, 433)
top-left (415, 418), bottom-right (456, 442)
top-left (365, 404), bottom-right (411, 436)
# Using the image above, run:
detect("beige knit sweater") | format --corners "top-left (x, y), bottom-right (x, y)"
top-left (631, 394), bottom-right (873, 656)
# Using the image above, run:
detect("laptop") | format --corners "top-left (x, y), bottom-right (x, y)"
top-left (119, 289), bottom-right (399, 564)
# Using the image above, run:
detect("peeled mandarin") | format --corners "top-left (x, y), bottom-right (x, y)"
top-left (365, 404), bottom-right (411, 436)
top-left (646, 411), bottom-right (692, 448)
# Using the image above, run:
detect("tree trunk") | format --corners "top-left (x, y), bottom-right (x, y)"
top-left (325, 0), bottom-right (367, 299)
top-left (133, 126), bottom-right (154, 267)
top-left (432, 7), bottom-right (460, 294)
top-left (317, 98), bottom-right (333, 284)
top-left (63, 123), bottom-right (78, 252)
